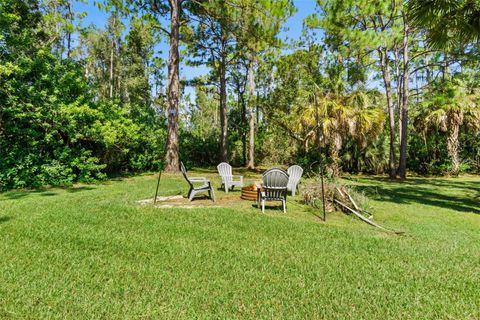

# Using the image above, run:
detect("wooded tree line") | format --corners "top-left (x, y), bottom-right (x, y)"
top-left (1, 0), bottom-right (479, 189)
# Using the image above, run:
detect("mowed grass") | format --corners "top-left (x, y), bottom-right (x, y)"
top-left (0, 171), bottom-right (479, 319)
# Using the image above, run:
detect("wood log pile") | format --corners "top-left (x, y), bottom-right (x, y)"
top-left (303, 181), bottom-right (403, 234)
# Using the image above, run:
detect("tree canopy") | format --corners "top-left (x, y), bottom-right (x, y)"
top-left (1, 0), bottom-right (479, 189)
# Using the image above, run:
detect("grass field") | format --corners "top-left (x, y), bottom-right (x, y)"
top-left (0, 171), bottom-right (479, 319)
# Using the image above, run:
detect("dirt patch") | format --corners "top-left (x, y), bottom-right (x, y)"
top-left (137, 195), bottom-right (184, 206)
top-left (137, 191), bottom-right (257, 209)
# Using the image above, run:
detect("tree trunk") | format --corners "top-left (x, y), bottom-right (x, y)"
top-left (219, 33), bottom-right (228, 162)
top-left (379, 48), bottom-right (397, 179)
top-left (442, 52), bottom-right (448, 80)
top-left (425, 54), bottom-right (431, 83)
top-left (447, 113), bottom-right (462, 176)
top-left (314, 94), bottom-right (321, 149)
top-left (303, 137), bottom-right (309, 153)
top-left (164, 0), bottom-right (181, 172)
top-left (256, 91), bottom-right (260, 132)
top-left (394, 45), bottom-right (402, 151)
top-left (398, 17), bottom-right (409, 179)
top-left (331, 133), bottom-right (342, 177)
top-left (109, 23), bottom-right (114, 99)
top-left (66, 0), bottom-right (73, 58)
top-left (117, 35), bottom-right (122, 102)
top-left (247, 55), bottom-right (255, 169)
top-left (240, 90), bottom-right (247, 166)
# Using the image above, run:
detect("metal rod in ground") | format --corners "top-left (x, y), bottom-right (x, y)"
top-left (153, 170), bottom-right (162, 205)
top-left (320, 162), bottom-right (326, 222)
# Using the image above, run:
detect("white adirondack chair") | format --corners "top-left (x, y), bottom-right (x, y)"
top-left (287, 165), bottom-right (303, 196)
top-left (217, 162), bottom-right (243, 193)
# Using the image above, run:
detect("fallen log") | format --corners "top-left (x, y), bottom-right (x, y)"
top-left (334, 199), bottom-right (404, 235)
top-left (346, 191), bottom-right (360, 212)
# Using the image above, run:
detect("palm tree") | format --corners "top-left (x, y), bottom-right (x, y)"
top-left (293, 89), bottom-right (384, 176)
top-left (408, 0), bottom-right (480, 49)
top-left (319, 95), bottom-right (350, 175)
top-left (346, 91), bottom-right (385, 150)
top-left (415, 79), bottom-right (480, 175)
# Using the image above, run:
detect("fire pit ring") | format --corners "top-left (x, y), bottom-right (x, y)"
top-left (241, 185), bottom-right (259, 201)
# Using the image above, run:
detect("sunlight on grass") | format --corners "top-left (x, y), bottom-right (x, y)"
top-left (0, 173), bottom-right (479, 319)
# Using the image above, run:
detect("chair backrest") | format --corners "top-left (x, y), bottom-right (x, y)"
top-left (262, 168), bottom-right (289, 200)
top-left (287, 165), bottom-right (303, 183)
top-left (180, 161), bottom-right (192, 187)
top-left (217, 162), bottom-right (232, 182)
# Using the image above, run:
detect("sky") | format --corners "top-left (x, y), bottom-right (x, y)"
top-left (73, 0), bottom-right (319, 96)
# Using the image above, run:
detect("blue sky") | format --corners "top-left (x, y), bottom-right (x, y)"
top-left (73, 0), bottom-right (318, 95)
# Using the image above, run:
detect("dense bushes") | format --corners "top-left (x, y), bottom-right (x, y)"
top-left (0, 52), bottom-right (165, 189)
top-left (0, 0), bottom-right (167, 189)
top-left (1, 53), bottom-right (100, 188)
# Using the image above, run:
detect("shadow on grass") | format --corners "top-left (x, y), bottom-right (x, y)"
top-left (40, 192), bottom-right (58, 197)
top-left (346, 176), bottom-right (480, 193)
top-left (1, 192), bottom-right (31, 200)
top-left (348, 177), bottom-right (480, 214)
top-left (250, 202), bottom-right (285, 212)
top-left (216, 187), bottom-right (242, 193)
top-left (1, 186), bottom-right (95, 201)
top-left (249, 199), bottom-right (300, 213)
top-left (66, 186), bottom-right (95, 193)
top-left (0, 216), bottom-right (12, 224)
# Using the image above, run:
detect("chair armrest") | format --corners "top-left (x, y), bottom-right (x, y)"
top-left (189, 177), bottom-right (209, 185)
top-left (189, 176), bottom-right (208, 181)
top-left (228, 175), bottom-right (243, 183)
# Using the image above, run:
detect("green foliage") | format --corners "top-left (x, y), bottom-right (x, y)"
top-left (0, 50), bottom-right (101, 188)
top-left (255, 124), bottom-right (298, 166)
top-left (408, 0), bottom-right (480, 49)
top-left (0, 1), bottom-right (165, 189)
top-left (260, 46), bottom-right (386, 175)
top-left (0, 49), bottom-right (165, 189)
top-left (413, 77), bottom-right (480, 175)
top-left (2, 0), bottom-right (480, 190)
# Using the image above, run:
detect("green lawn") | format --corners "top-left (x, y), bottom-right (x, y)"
top-left (0, 172), bottom-right (479, 319)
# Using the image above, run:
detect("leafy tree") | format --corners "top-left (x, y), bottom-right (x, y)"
top-left (229, 57), bottom-right (249, 165)
top-left (0, 50), bottom-right (105, 188)
top-left (104, 0), bottom-right (187, 172)
top-left (295, 90), bottom-right (385, 176)
top-left (415, 78), bottom-right (480, 175)
top-left (264, 47), bottom-right (385, 175)
top-left (0, 0), bottom-right (44, 56)
top-left (41, 0), bottom-right (85, 58)
top-left (0, 0), bottom-right (166, 189)
top-left (123, 17), bottom-right (160, 109)
top-left (235, 0), bottom-right (295, 169)
top-left (3, 0), bottom-right (480, 191)
top-left (79, 12), bottom-right (124, 100)
top-left (408, 0), bottom-right (480, 49)
top-left (307, 0), bottom-right (403, 177)
top-left (185, 0), bottom-right (239, 162)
